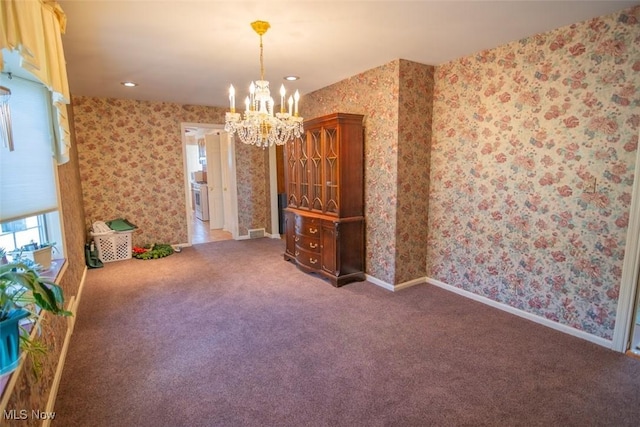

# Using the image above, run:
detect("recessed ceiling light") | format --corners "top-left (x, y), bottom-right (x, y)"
top-left (121, 81), bottom-right (138, 87)
top-left (284, 76), bottom-right (299, 81)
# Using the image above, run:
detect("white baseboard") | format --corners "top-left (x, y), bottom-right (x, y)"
top-left (44, 266), bottom-right (87, 426)
top-left (425, 276), bottom-right (613, 349)
top-left (366, 274), bottom-right (426, 292)
top-left (361, 273), bottom-right (611, 349)
top-left (366, 274), bottom-right (395, 291)
top-left (395, 276), bottom-right (427, 291)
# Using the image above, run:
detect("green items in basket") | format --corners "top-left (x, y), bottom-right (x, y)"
top-left (106, 218), bottom-right (137, 232)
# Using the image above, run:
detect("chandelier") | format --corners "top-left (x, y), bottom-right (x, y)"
top-left (224, 20), bottom-right (303, 148)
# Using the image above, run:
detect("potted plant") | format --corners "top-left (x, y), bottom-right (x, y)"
top-left (0, 262), bottom-right (70, 376)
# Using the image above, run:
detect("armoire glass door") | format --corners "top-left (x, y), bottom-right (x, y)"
top-left (323, 127), bottom-right (339, 215)
top-left (299, 132), bottom-right (310, 208)
top-left (287, 137), bottom-right (301, 207)
top-left (310, 128), bottom-right (323, 212)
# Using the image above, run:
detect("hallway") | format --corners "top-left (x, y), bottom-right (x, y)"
top-left (191, 212), bottom-right (232, 244)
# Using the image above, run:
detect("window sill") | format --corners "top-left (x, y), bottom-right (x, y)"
top-left (39, 258), bottom-right (67, 282)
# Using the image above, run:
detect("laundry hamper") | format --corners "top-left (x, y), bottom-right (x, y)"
top-left (92, 231), bottom-right (133, 263)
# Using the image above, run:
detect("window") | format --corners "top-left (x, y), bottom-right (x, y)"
top-left (0, 72), bottom-right (64, 259)
top-left (1, 216), bottom-right (44, 249)
top-left (0, 212), bottom-right (62, 255)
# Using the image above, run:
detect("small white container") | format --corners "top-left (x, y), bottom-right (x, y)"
top-left (23, 246), bottom-right (53, 270)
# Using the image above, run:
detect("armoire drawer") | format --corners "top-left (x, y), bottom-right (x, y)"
top-left (295, 234), bottom-right (320, 253)
top-left (296, 247), bottom-right (321, 268)
top-left (295, 216), bottom-right (322, 237)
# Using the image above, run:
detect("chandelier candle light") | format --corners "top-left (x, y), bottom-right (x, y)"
top-left (225, 20), bottom-right (303, 148)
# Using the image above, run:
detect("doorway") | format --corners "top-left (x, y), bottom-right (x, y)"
top-left (613, 127), bottom-right (640, 354)
top-left (630, 271), bottom-right (640, 356)
top-left (632, 306), bottom-right (640, 355)
top-left (181, 123), bottom-right (236, 245)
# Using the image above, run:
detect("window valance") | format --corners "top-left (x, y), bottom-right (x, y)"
top-left (0, 0), bottom-right (71, 164)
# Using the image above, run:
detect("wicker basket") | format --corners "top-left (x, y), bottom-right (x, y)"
top-left (92, 231), bottom-right (133, 263)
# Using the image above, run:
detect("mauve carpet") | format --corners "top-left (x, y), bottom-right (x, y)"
top-left (53, 238), bottom-right (640, 426)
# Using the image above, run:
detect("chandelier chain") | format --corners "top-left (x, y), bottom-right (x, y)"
top-left (259, 34), bottom-right (265, 82)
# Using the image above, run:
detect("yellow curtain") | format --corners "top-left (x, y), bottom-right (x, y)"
top-left (0, 0), bottom-right (71, 164)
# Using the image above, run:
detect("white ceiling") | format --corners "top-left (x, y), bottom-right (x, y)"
top-left (58, 0), bottom-right (639, 107)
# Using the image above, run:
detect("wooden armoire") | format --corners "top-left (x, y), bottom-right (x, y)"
top-left (283, 113), bottom-right (365, 287)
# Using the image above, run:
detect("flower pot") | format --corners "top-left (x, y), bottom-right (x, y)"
top-left (23, 246), bottom-right (52, 270)
top-left (0, 309), bottom-right (30, 376)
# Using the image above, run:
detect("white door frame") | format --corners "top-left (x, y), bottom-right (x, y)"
top-left (268, 143), bottom-right (280, 238)
top-left (612, 128), bottom-right (640, 352)
top-left (219, 132), bottom-right (239, 238)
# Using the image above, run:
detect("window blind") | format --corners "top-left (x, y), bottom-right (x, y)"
top-left (0, 73), bottom-right (58, 222)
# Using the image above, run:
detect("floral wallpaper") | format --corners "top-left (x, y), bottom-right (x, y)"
top-left (428, 6), bottom-right (640, 339)
top-left (71, 96), bottom-right (269, 246)
top-left (234, 142), bottom-right (270, 235)
top-left (301, 59), bottom-right (434, 285)
top-left (396, 60), bottom-right (434, 284)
